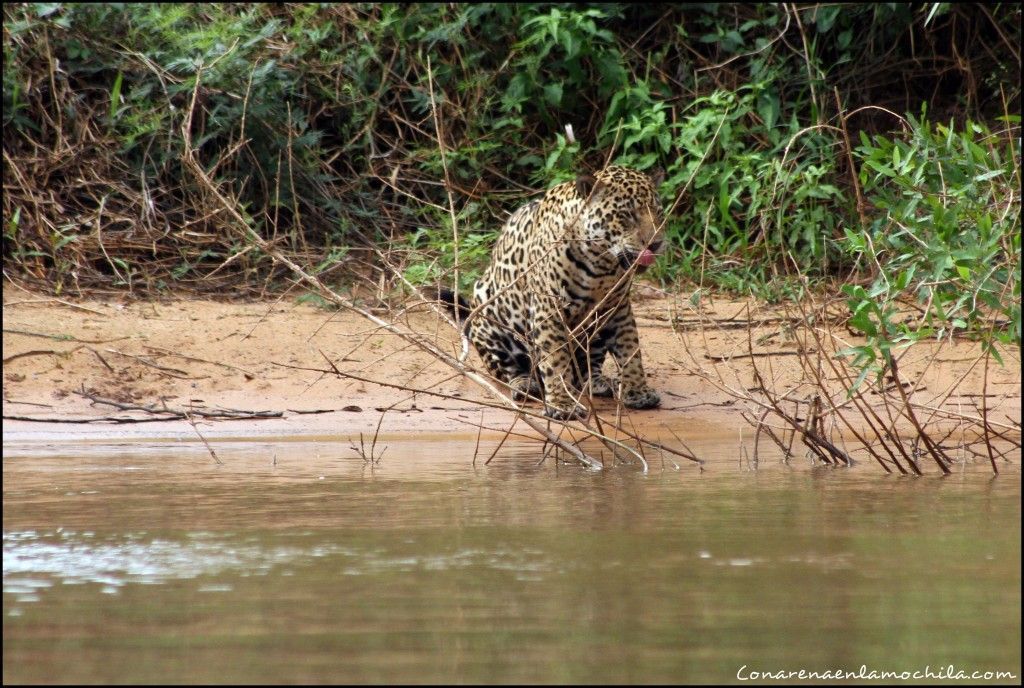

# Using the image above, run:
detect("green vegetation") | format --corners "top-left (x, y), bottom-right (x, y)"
top-left (3, 3), bottom-right (1021, 362)
top-left (842, 111), bottom-right (1020, 387)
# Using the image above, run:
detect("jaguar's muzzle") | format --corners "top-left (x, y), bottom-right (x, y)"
top-left (618, 241), bottom-right (662, 273)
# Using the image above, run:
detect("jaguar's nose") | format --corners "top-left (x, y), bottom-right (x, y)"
top-left (648, 240), bottom-right (663, 253)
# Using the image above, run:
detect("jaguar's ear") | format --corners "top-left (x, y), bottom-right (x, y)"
top-left (648, 167), bottom-right (665, 188)
top-left (576, 174), bottom-right (599, 200)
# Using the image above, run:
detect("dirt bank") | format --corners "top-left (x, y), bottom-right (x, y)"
top-left (3, 286), bottom-right (1020, 452)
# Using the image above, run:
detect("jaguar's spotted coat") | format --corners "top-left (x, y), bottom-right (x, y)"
top-left (440, 165), bottom-right (665, 420)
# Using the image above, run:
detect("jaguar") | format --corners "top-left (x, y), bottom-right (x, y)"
top-left (439, 165), bottom-right (665, 420)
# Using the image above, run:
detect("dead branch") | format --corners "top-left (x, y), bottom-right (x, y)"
top-left (75, 388), bottom-right (281, 420)
top-left (2, 328), bottom-right (129, 344)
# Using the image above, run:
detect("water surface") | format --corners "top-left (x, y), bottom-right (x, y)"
top-left (3, 437), bottom-right (1020, 684)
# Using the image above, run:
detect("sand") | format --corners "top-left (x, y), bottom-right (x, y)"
top-left (3, 285), bottom-right (1020, 452)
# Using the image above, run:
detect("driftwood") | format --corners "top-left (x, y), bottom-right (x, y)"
top-left (1, 389), bottom-right (281, 425)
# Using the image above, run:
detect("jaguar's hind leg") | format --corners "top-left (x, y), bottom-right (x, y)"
top-left (475, 330), bottom-right (541, 402)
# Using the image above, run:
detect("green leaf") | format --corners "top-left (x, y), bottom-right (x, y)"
top-left (543, 82), bottom-right (562, 106)
top-left (849, 366), bottom-right (872, 395)
top-left (814, 6), bottom-right (840, 32)
top-left (34, 3), bottom-right (61, 18)
top-left (973, 169), bottom-right (1003, 182)
top-left (864, 159), bottom-right (896, 177)
top-left (53, 233), bottom-right (77, 250)
top-left (757, 92), bottom-right (779, 130)
top-left (109, 71), bottom-right (124, 123)
top-left (848, 310), bottom-right (878, 336)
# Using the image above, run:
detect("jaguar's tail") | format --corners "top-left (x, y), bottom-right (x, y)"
top-left (433, 286), bottom-right (472, 323)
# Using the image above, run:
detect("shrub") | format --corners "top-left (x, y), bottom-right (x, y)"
top-left (841, 112), bottom-right (1021, 383)
top-left (2, 3), bottom-right (1019, 302)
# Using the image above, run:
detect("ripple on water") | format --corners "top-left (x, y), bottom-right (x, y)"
top-left (2, 530), bottom-right (558, 602)
top-left (3, 530), bottom-right (312, 597)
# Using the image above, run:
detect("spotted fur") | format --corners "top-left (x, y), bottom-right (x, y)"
top-left (441, 166), bottom-right (665, 420)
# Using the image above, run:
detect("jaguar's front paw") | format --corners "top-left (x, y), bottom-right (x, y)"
top-left (508, 375), bottom-right (542, 402)
top-left (621, 386), bottom-right (661, 410)
top-left (587, 373), bottom-right (615, 398)
top-left (543, 396), bottom-right (588, 421)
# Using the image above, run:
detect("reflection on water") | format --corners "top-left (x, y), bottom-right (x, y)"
top-left (3, 530), bottom-right (560, 593)
top-left (3, 438), bottom-right (1021, 684)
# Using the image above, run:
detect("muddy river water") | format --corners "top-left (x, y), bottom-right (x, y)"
top-left (3, 435), bottom-right (1021, 684)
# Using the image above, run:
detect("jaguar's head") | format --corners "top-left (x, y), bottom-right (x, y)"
top-left (576, 166), bottom-right (666, 275)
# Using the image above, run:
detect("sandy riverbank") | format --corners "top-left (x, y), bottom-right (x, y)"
top-left (3, 286), bottom-right (1020, 454)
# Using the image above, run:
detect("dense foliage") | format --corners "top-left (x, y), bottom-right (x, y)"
top-left (3, 3), bottom-right (1020, 353)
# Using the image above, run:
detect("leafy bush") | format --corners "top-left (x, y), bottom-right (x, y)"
top-left (625, 86), bottom-right (848, 292)
top-left (2, 2), bottom-right (1019, 305)
top-left (840, 112), bottom-right (1021, 382)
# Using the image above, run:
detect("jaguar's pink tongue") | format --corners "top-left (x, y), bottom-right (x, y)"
top-left (637, 249), bottom-right (657, 267)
